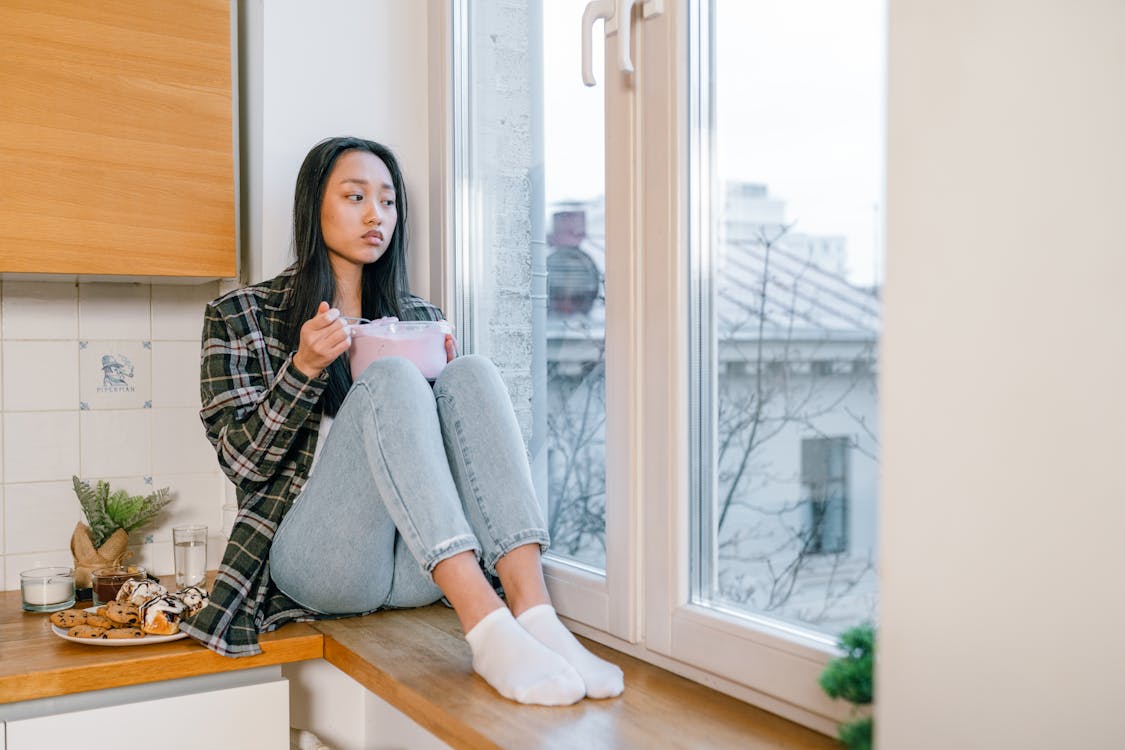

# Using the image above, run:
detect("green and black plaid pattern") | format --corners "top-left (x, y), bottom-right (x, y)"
top-left (179, 265), bottom-right (443, 656)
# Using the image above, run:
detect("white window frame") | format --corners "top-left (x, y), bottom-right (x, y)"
top-left (641, 4), bottom-right (850, 730)
top-left (551, 0), bottom-right (643, 644)
top-left (435, 0), bottom-right (861, 733)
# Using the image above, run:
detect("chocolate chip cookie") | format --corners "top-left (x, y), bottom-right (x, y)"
top-left (49, 609), bottom-right (87, 628)
top-left (67, 624), bottom-right (108, 639)
top-left (85, 613), bottom-right (114, 629)
top-left (105, 600), bottom-right (140, 626)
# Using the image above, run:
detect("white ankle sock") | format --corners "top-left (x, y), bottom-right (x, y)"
top-left (517, 604), bottom-right (625, 699)
top-left (464, 607), bottom-right (585, 706)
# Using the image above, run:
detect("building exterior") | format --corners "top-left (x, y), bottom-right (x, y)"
top-left (545, 182), bottom-right (880, 632)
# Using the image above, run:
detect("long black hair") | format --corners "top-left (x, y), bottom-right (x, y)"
top-left (283, 136), bottom-right (411, 416)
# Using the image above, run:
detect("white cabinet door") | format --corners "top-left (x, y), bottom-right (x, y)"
top-left (6, 679), bottom-right (288, 749)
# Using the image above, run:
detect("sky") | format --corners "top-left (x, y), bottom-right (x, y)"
top-left (542, 0), bottom-right (887, 286)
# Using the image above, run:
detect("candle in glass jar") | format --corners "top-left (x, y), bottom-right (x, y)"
top-left (23, 579), bottom-right (72, 605)
top-left (20, 567), bottom-right (76, 612)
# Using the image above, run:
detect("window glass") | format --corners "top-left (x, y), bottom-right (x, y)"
top-left (454, 0), bottom-right (608, 570)
top-left (543, 1), bottom-right (607, 569)
top-left (693, 0), bottom-right (886, 635)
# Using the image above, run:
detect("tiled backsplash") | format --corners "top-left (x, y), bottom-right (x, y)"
top-left (0, 280), bottom-right (230, 589)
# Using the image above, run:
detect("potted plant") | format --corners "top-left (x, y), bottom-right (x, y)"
top-left (69, 476), bottom-right (172, 588)
top-left (819, 622), bottom-right (875, 750)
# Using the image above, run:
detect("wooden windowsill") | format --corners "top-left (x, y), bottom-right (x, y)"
top-left (314, 605), bottom-right (839, 750)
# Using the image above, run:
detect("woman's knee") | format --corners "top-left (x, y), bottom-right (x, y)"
top-left (434, 354), bottom-right (501, 394)
top-left (353, 356), bottom-right (431, 399)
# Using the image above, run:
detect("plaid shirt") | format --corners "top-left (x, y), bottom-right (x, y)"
top-left (180, 264), bottom-right (443, 656)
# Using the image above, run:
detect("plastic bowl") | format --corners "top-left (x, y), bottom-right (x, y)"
top-left (348, 319), bottom-right (454, 381)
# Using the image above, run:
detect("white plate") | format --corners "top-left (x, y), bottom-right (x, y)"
top-left (50, 606), bottom-right (187, 646)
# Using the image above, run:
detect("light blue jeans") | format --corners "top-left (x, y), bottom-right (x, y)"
top-left (270, 355), bottom-right (549, 615)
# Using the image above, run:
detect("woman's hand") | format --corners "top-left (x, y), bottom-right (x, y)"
top-left (445, 333), bottom-right (459, 363)
top-left (293, 301), bottom-right (351, 378)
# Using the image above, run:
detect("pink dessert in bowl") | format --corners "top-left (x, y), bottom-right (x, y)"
top-left (348, 318), bottom-right (454, 381)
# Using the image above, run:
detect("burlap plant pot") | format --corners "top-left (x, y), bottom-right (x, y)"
top-left (69, 522), bottom-right (131, 588)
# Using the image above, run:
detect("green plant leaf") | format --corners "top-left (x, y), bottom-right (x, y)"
top-left (72, 477), bottom-right (174, 544)
top-left (838, 716), bottom-right (872, 750)
top-left (72, 475), bottom-right (116, 548)
top-left (819, 623), bottom-right (874, 706)
top-left (119, 486), bottom-right (173, 533)
top-left (105, 489), bottom-right (143, 527)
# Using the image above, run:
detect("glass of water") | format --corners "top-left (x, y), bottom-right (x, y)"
top-left (172, 524), bottom-right (208, 588)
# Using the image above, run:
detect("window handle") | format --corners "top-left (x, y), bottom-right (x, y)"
top-left (581, 0), bottom-right (616, 87)
top-left (617, 0), bottom-right (636, 75)
top-left (583, 0), bottom-right (664, 87)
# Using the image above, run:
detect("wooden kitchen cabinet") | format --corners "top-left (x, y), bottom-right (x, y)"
top-left (0, 0), bottom-right (236, 278)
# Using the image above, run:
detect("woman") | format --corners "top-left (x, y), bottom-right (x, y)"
top-left (183, 136), bottom-right (622, 706)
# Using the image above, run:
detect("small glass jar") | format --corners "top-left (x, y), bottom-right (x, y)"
top-left (91, 565), bottom-right (147, 606)
top-left (21, 567), bottom-right (76, 612)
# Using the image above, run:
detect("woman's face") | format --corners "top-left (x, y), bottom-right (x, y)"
top-left (319, 150), bottom-right (399, 272)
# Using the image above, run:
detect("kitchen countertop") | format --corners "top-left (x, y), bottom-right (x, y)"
top-left (1, 579), bottom-right (837, 748)
top-left (0, 576), bottom-right (322, 705)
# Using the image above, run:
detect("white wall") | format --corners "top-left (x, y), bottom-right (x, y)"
top-left (0, 281), bottom-right (227, 588)
top-left (240, 0), bottom-right (433, 297)
top-left (879, 1), bottom-right (1125, 747)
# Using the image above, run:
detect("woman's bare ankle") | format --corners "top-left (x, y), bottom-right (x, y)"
top-left (505, 592), bottom-right (551, 619)
top-left (432, 551), bottom-right (506, 633)
top-left (495, 543), bottom-right (551, 618)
